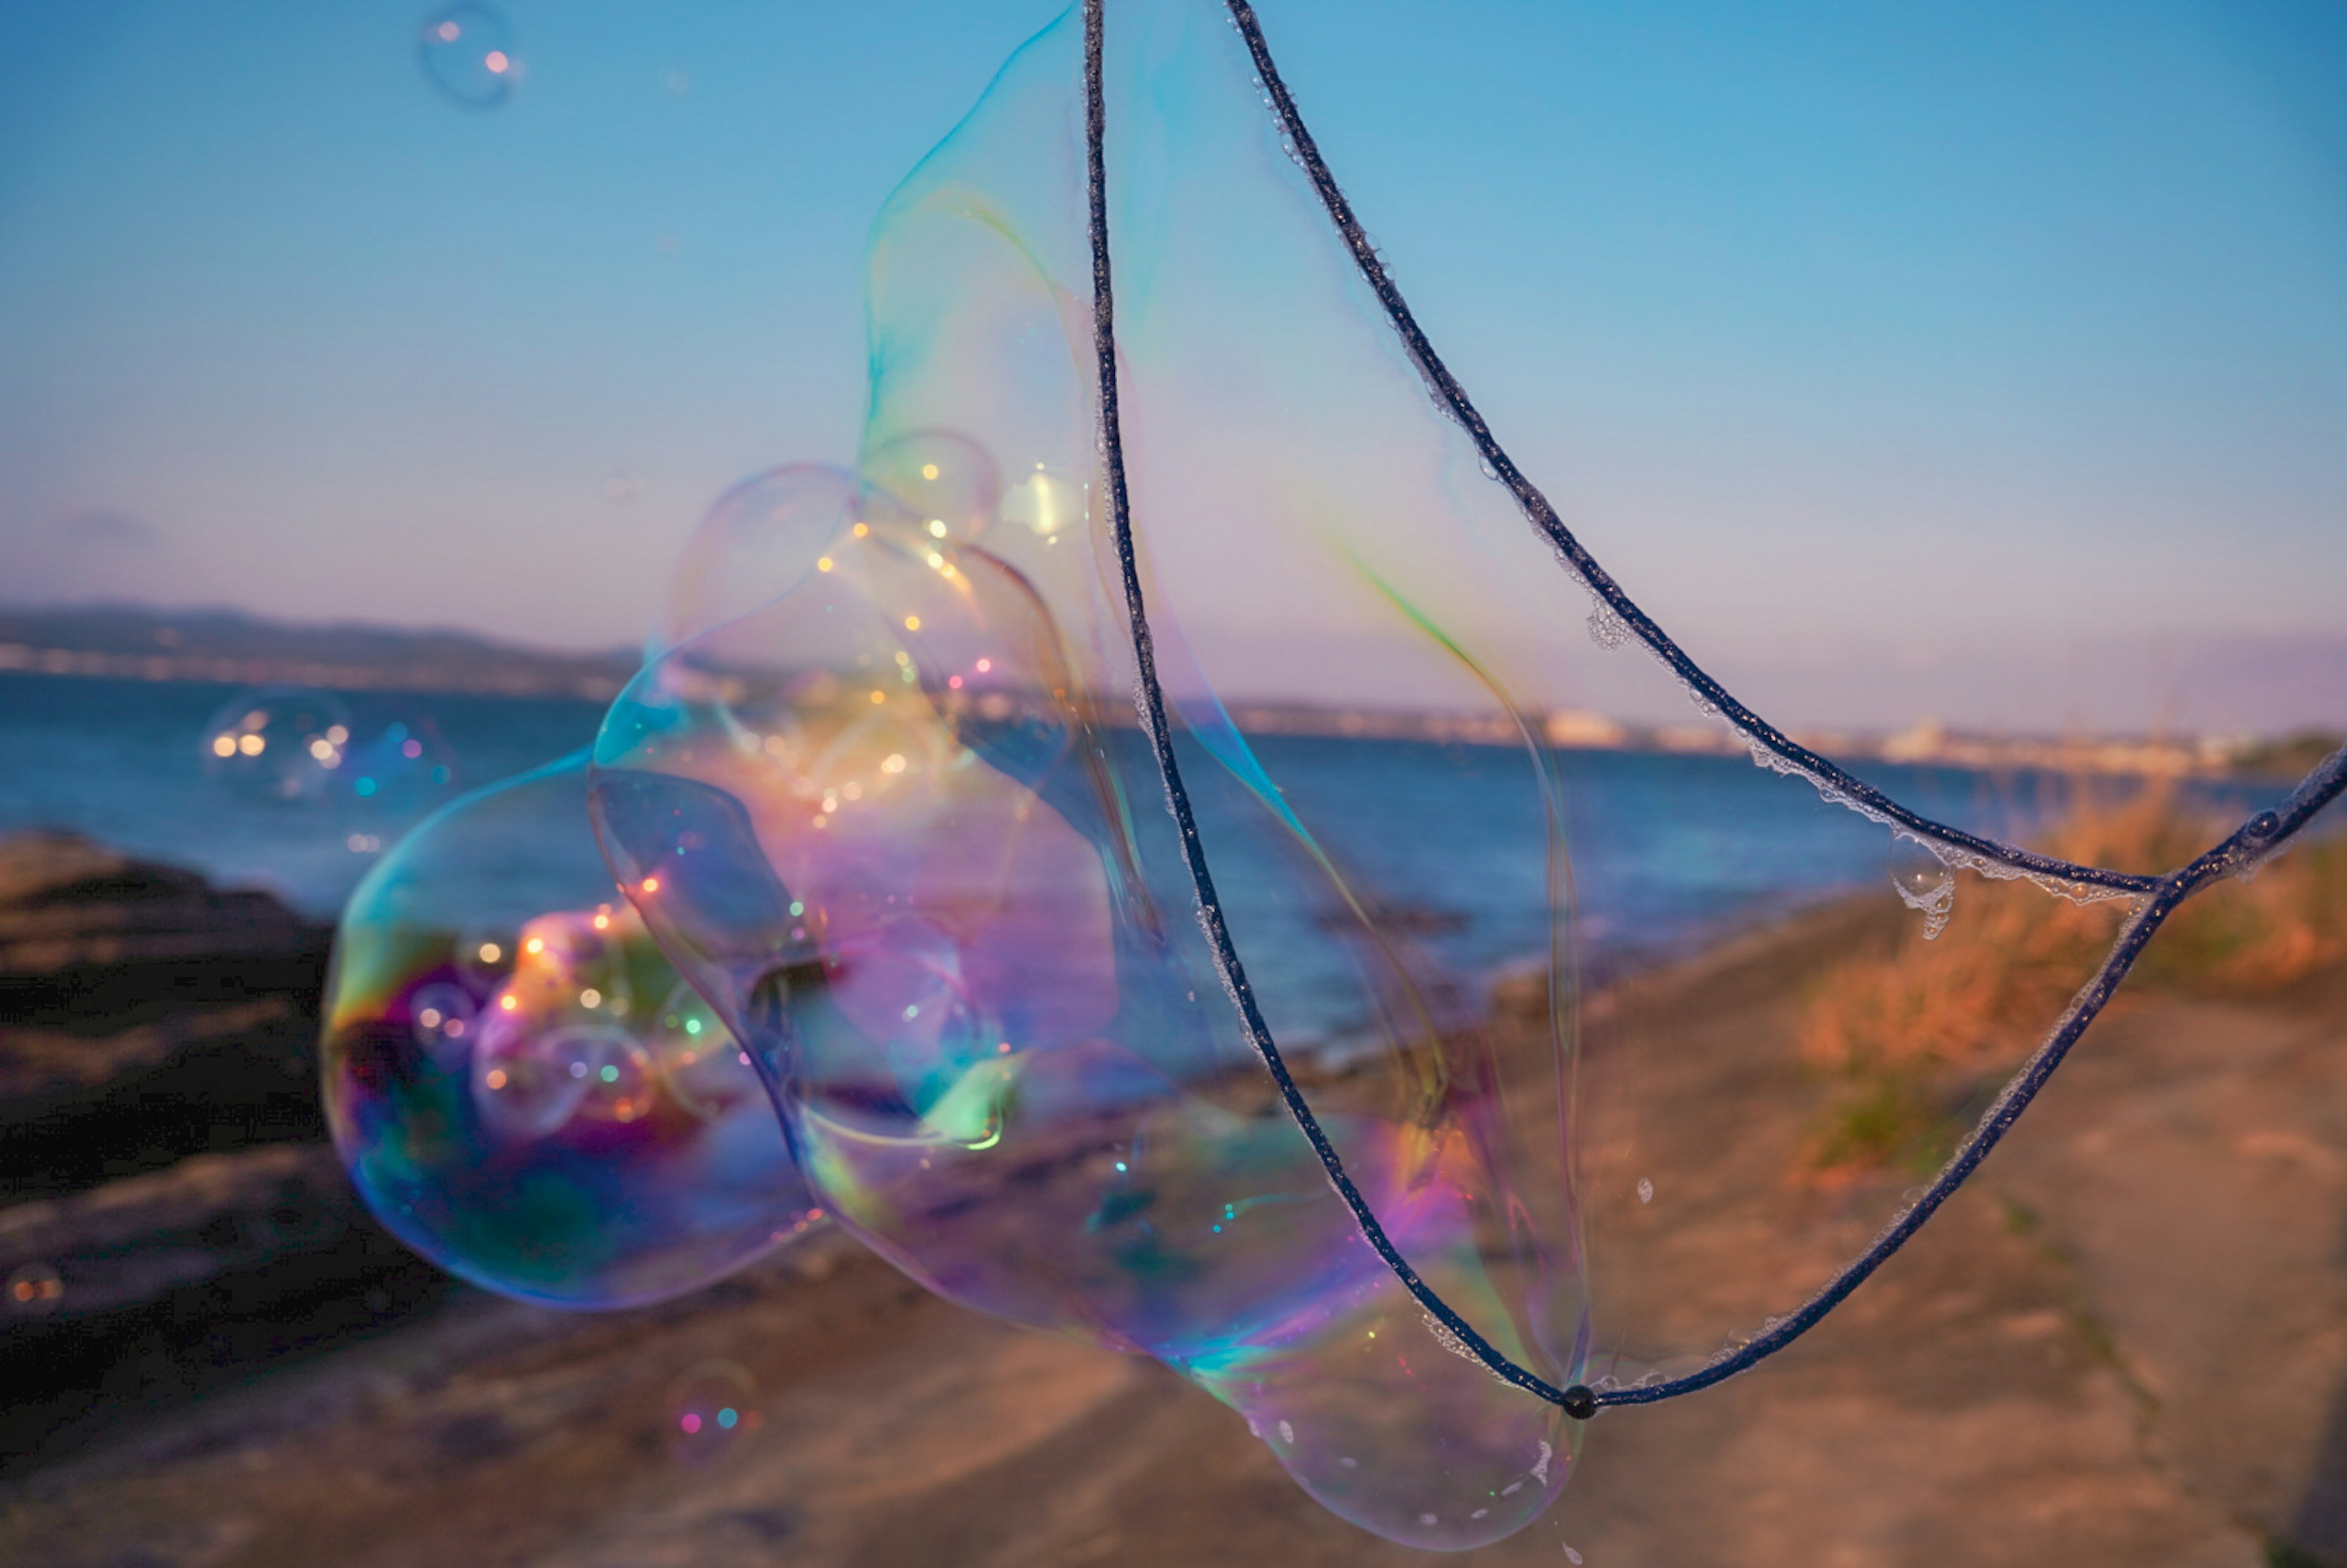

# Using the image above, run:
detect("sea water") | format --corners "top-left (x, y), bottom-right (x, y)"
top-left (0, 671), bottom-right (2269, 1049)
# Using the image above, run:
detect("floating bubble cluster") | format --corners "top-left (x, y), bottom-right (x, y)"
top-left (313, 0), bottom-right (2347, 1552)
top-left (322, 753), bottom-right (818, 1308)
top-left (1889, 833), bottom-right (1957, 939)
top-left (593, 479), bottom-right (1576, 1547)
top-left (342, 715), bottom-right (459, 818)
top-left (200, 687), bottom-right (461, 863)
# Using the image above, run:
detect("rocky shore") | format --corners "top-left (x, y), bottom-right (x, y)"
top-left (0, 833), bottom-right (2341, 1566)
top-left (0, 835), bottom-right (452, 1470)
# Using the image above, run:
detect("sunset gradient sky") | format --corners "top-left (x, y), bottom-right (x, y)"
top-left (3, 0), bottom-right (2342, 733)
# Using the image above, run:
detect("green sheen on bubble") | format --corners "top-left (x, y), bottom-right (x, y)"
top-left (322, 752), bottom-right (820, 1309)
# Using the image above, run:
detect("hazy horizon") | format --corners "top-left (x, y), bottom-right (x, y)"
top-left (4, 596), bottom-right (2340, 740)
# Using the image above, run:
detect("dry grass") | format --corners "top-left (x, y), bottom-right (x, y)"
top-left (1801, 781), bottom-right (2347, 1178)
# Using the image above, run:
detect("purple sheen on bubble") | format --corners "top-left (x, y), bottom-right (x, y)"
top-left (322, 752), bottom-right (818, 1309)
top-left (200, 685), bottom-right (351, 805)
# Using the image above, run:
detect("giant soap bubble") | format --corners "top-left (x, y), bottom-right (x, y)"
top-left (322, 752), bottom-right (819, 1308)
top-left (591, 0), bottom-right (2130, 1547)
top-left (593, 485), bottom-right (1579, 1545)
top-left (587, 7), bottom-right (1589, 1528)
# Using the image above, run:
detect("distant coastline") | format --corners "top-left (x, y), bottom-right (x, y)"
top-left (3, 603), bottom-right (2332, 781)
top-left (0, 604), bottom-right (637, 704)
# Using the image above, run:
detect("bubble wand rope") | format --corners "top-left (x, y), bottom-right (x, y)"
top-left (1090, 0), bottom-right (2347, 1416)
top-left (1219, 0), bottom-right (2347, 1407)
top-left (1219, 0), bottom-right (2156, 902)
top-left (1593, 750), bottom-right (2346, 1405)
top-left (1084, 0), bottom-right (1580, 1413)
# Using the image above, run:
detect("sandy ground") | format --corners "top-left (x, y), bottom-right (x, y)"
top-left (4, 912), bottom-right (2342, 1568)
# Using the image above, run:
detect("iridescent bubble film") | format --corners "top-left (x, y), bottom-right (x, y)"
top-left (323, 752), bottom-right (818, 1308)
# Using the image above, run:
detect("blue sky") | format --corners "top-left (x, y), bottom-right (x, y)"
top-left (2, 0), bottom-right (2342, 733)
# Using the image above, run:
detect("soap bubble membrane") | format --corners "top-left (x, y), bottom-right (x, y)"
top-left (590, 5), bottom-right (1582, 1549)
top-left (322, 751), bottom-right (818, 1308)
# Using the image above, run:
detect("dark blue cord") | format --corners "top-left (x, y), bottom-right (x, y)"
top-left (1083, 0), bottom-right (1578, 1410)
top-left (1088, 0), bottom-right (2347, 1414)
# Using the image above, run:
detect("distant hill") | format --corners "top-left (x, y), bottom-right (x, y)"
top-left (0, 604), bottom-right (638, 702)
top-left (4, 603), bottom-right (2331, 783)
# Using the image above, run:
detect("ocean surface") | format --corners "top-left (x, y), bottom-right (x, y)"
top-left (0, 671), bottom-right (2277, 1048)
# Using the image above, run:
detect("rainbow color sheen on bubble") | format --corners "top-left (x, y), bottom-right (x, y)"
top-left (587, 5), bottom-right (1587, 1548)
top-left (322, 752), bottom-right (818, 1308)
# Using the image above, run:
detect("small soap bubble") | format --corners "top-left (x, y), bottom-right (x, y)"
top-left (654, 464), bottom-right (867, 654)
top-left (668, 1360), bottom-right (763, 1464)
top-left (1636, 1177), bottom-right (1653, 1205)
top-left (1565, 1547), bottom-right (1584, 1564)
top-left (201, 686), bottom-right (351, 805)
top-left (339, 716), bottom-right (459, 819)
top-left (472, 1024), bottom-right (595, 1137)
top-left (1585, 602), bottom-right (1630, 651)
top-left (1889, 833), bottom-right (1956, 939)
top-left (861, 428), bottom-right (1001, 543)
top-left (408, 980), bottom-right (477, 1060)
top-left (6, 1261), bottom-right (64, 1319)
top-left (418, 4), bottom-right (517, 109)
